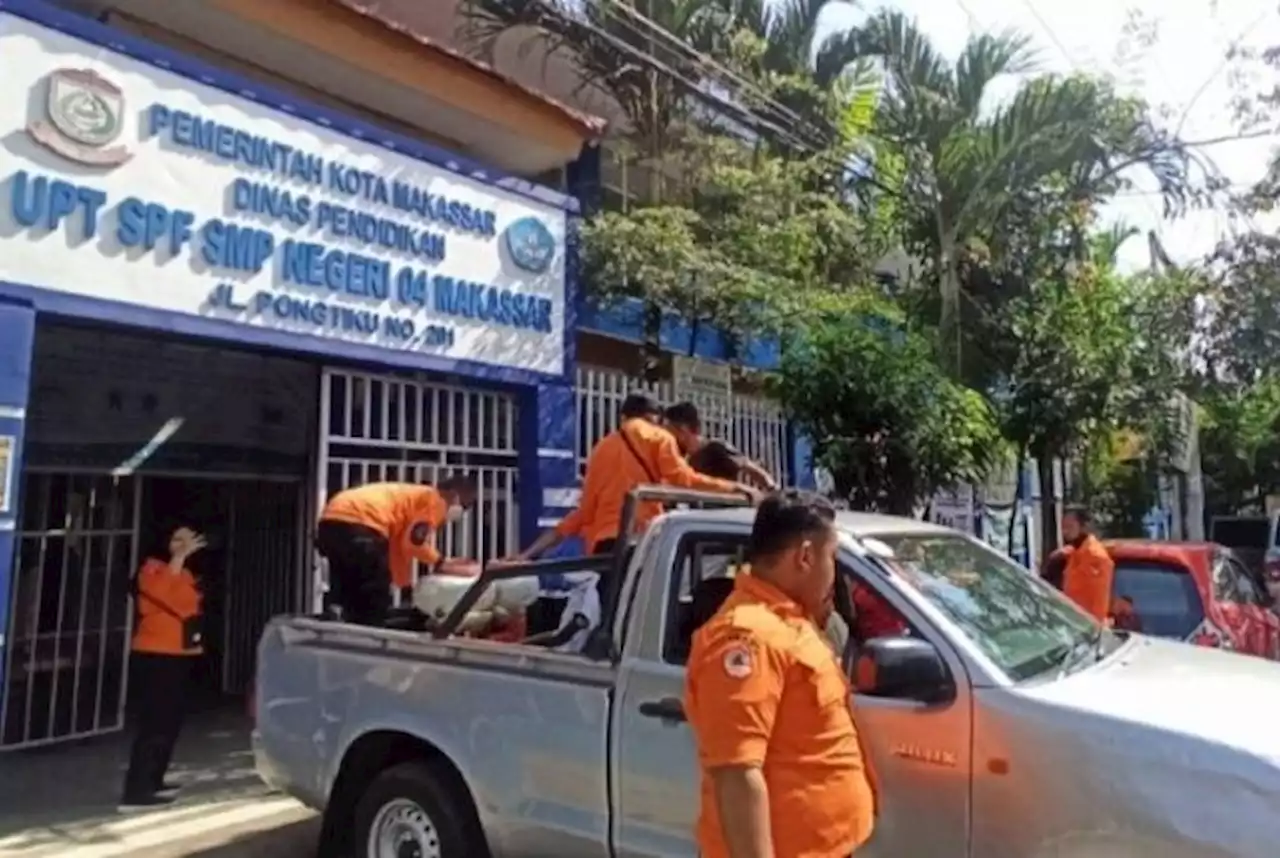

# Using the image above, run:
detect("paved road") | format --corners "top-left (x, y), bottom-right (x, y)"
top-left (134, 806), bottom-right (320, 857)
top-left (0, 798), bottom-right (320, 858)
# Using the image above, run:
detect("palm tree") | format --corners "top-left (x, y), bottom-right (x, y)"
top-left (857, 10), bottom-right (1199, 376)
top-left (714, 1), bottom-right (873, 139)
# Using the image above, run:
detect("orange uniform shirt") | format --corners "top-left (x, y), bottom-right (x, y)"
top-left (557, 418), bottom-right (738, 551)
top-left (321, 483), bottom-right (449, 588)
top-left (1062, 534), bottom-right (1115, 622)
top-left (132, 558), bottom-right (203, 656)
top-left (685, 574), bottom-right (876, 858)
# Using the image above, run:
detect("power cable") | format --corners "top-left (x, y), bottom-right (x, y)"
top-left (1174, 8), bottom-right (1271, 137)
top-left (597, 0), bottom-right (839, 149)
top-left (467, 0), bottom-right (825, 154)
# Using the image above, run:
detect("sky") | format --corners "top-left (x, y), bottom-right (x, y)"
top-left (818, 0), bottom-right (1280, 271)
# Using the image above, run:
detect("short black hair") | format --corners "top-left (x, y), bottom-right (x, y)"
top-left (1063, 504), bottom-right (1092, 526)
top-left (438, 474), bottom-right (478, 497)
top-left (664, 401), bottom-right (701, 431)
top-left (747, 489), bottom-right (837, 560)
top-left (620, 392), bottom-right (661, 420)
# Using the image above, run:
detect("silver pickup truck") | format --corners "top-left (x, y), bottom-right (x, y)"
top-left (255, 489), bottom-right (1280, 858)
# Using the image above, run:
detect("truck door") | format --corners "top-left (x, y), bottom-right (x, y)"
top-left (840, 553), bottom-right (972, 858)
top-left (612, 524), bottom-right (751, 858)
top-left (611, 523), bottom-right (972, 858)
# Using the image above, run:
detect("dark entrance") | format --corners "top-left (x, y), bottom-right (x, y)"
top-left (136, 477), bottom-right (233, 712)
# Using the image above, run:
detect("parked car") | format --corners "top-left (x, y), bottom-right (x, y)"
top-left (256, 489), bottom-right (1280, 858)
top-left (1210, 513), bottom-right (1280, 601)
top-left (1052, 540), bottom-right (1280, 659)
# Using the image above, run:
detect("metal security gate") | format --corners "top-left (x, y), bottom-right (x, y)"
top-left (220, 479), bottom-right (305, 696)
top-left (1, 471), bottom-right (138, 750)
top-left (575, 366), bottom-right (791, 484)
top-left (314, 369), bottom-right (520, 608)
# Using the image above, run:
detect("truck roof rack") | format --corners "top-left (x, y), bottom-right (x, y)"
top-left (588, 485), bottom-right (754, 659)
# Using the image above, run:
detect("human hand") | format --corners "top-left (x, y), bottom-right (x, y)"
top-left (736, 484), bottom-right (763, 505)
top-left (488, 555), bottom-right (526, 570)
top-left (173, 530), bottom-right (207, 562)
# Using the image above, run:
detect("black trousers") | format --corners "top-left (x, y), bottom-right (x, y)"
top-left (316, 520), bottom-right (392, 627)
top-left (123, 653), bottom-right (193, 799)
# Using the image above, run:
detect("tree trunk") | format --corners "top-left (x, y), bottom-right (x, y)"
top-left (937, 224), bottom-right (963, 377)
top-left (1037, 456), bottom-right (1059, 567)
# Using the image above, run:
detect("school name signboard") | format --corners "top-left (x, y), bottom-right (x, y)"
top-left (0, 12), bottom-right (569, 377)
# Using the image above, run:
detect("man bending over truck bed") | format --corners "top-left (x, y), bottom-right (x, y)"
top-left (316, 476), bottom-right (477, 627)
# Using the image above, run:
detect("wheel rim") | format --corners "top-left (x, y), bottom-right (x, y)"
top-left (367, 797), bottom-right (442, 858)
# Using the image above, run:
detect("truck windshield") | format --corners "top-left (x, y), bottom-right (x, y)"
top-left (864, 533), bottom-right (1102, 682)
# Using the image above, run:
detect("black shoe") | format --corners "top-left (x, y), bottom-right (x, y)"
top-left (155, 780), bottom-right (182, 795)
top-left (118, 793), bottom-right (175, 812)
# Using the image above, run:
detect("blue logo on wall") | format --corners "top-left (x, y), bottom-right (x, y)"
top-left (504, 217), bottom-right (557, 274)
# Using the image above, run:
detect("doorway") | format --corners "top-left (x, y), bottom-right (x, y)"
top-left (136, 476), bottom-right (303, 712)
top-left (137, 477), bottom-right (232, 712)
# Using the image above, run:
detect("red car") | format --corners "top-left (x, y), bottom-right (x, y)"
top-left (1106, 541), bottom-right (1280, 659)
top-left (1046, 541), bottom-right (1280, 659)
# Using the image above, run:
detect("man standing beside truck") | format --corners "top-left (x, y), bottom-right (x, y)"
top-left (316, 475), bottom-right (477, 626)
top-left (1060, 505), bottom-right (1115, 624)
top-left (685, 490), bottom-right (876, 858)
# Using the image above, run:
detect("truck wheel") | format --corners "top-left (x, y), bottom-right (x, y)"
top-left (352, 761), bottom-right (482, 858)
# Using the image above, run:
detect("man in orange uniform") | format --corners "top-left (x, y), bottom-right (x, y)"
top-left (514, 393), bottom-right (757, 561)
top-left (121, 526), bottom-right (207, 809)
top-left (685, 490), bottom-right (876, 858)
top-left (1060, 505), bottom-right (1115, 623)
top-left (317, 475), bottom-right (477, 626)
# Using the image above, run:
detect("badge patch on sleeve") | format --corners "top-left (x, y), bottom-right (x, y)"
top-left (722, 643), bottom-right (754, 678)
top-left (409, 522), bottom-right (431, 546)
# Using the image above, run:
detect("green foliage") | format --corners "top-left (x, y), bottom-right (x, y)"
top-left (995, 263), bottom-right (1194, 466)
top-left (581, 132), bottom-right (879, 348)
top-left (770, 296), bottom-right (1003, 513)
top-left (1202, 232), bottom-right (1280, 386)
top-left (1198, 379), bottom-right (1280, 515)
top-left (859, 8), bottom-right (1204, 372)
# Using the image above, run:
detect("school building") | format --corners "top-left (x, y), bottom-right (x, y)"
top-left (0, 0), bottom-right (797, 751)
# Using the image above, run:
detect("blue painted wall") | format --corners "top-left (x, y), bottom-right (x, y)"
top-left (577, 297), bottom-right (781, 370)
top-left (0, 300), bottom-right (35, 700)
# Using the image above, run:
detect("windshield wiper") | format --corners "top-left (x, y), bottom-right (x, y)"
top-left (1056, 626), bottom-right (1107, 677)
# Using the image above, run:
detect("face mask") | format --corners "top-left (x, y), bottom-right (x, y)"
top-left (446, 504), bottom-right (466, 523)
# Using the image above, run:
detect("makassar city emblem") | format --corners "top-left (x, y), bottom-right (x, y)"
top-left (27, 68), bottom-right (132, 167)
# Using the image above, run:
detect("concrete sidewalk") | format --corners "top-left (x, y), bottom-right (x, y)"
top-left (0, 710), bottom-right (318, 857)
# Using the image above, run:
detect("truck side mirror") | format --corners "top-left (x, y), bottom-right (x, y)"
top-left (854, 637), bottom-right (954, 704)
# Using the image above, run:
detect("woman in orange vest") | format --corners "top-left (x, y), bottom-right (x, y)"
top-left (316, 475), bottom-right (477, 626)
top-left (120, 526), bottom-right (206, 810)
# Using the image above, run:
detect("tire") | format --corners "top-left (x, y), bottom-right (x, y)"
top-left (351, 761), bottom-right (483, 858)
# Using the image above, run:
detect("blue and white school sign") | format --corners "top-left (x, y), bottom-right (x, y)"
top-left (0, 9), bottom-right (570, 378)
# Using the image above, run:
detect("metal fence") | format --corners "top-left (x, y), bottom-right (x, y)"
top-left (315, 369), bottom-right (521, 608)
top-left (574, 366), bottom-right (791, 486)
top-left (1, 471), bottom-right (138, 750)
